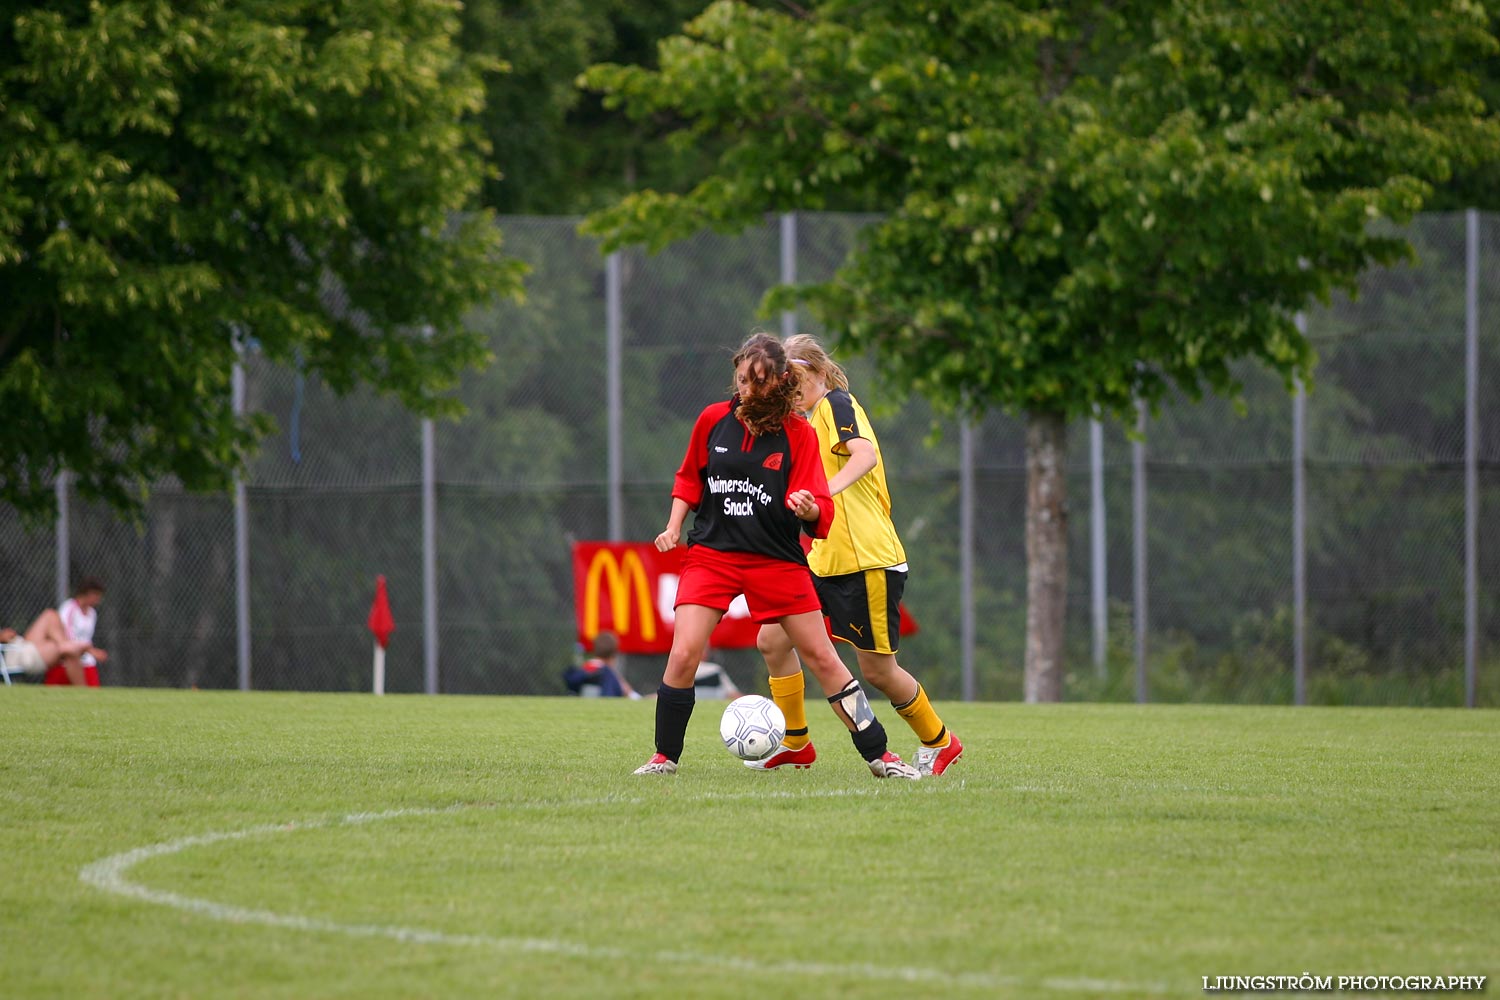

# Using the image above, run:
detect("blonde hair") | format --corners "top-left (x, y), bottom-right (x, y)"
top-left (783, 334), bottom-right (848, 391)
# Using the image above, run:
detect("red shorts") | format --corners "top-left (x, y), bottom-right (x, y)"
top-left (44, 665), bottom-right (99, 687)
top-left (675, 546), bottom-right (822, 623)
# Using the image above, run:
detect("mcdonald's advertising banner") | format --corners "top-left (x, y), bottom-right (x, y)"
top-left (572, 541), bottom-right (916, 654)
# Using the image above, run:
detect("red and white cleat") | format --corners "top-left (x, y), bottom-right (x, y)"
top-left (868, 751), bottom-right (921, 780)
top-left (633, 753), bottom-right (678, 775)
top-left (743, 742), bottom-right (817, 770)
top-left (914, 732), bottom-right (964, 776)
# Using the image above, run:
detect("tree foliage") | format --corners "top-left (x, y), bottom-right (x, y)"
top-left (580, 0), bottom-right (1500, 699)
top-left (1427, 8), bottom-right (1500, 211)
top-left (458, 0), bottom-right (603, 214)
top-left (3, 213), bottom-right (1489, 704)
top-left (582, 0), bottom-right (1500, 425)
top-left (0, 0), bottom-right (525, 523)
top-left (462, 0), bottom-right (790, 215)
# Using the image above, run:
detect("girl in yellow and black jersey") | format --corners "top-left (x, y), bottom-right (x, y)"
top-left (751, 334), bottom-right (964, 778)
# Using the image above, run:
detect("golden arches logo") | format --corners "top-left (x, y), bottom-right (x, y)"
top-left (582, 548), bottom-right (658, 642)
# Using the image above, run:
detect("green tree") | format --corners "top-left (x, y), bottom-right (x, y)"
top-left (1431, 9), bottom-right (1500, 210)
top-left (581, 0), bottom-right (1500, 700)
top-left (458, 0), bottom-right (603, 214)
top-left (461, 0), bottom-right (812, 215)
top-left (0, 0), bottom-right (525, 524)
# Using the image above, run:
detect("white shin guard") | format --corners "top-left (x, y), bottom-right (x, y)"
top-left (828, 679), bottom-right (875, 732)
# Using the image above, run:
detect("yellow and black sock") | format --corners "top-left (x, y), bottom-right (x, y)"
top-left (769, 672), bottom-right (810, 750)
top-left (893, 683), bottom-right (948, 748)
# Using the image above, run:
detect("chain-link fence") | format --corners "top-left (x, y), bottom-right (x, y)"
top-left (2, 213), bottom-right (1495, 705)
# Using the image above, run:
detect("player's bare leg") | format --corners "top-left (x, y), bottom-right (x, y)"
top-left (750, 624), bottom-right (815, 768)
top-left (853, 650), bottom-right (917, 705)
top-left (856, 649), bottom-right (962, 776)
top-left (756, 622), bottom-right (799, 679)
top-left (663, 604), bottom-right (720, 688)
top-left (635, 603), bottom-right (723, 775)
top-left (759, 627), bottom-right (958, 776)
top-left (774, 611), bottom-right (853, 698)
top-left (23, 609), bottom-right (90, 682)
top-left (777, 611), bottom-right (918, 778)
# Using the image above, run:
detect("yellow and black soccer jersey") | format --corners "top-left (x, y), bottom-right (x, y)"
top-left (804, 388), bottom-right (907, 576)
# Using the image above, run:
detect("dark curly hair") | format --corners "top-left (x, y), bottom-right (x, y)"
top-left (730, 332), bottom-right (800, 436)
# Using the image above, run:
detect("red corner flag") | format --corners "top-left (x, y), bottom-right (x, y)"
top-left (367, 575), bottom-right (394, 649)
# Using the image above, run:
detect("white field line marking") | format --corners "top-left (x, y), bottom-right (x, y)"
top-left (80, 787), bottom-right (1164, 995)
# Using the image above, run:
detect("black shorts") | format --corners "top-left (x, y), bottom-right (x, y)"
top-left (812, 567), bottom-right (906, 654)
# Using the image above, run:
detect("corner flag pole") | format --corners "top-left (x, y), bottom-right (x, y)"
top-left (367, 575), bottom-right (394, 696)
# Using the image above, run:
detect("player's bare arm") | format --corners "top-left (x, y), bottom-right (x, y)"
top-left (656, 497), bottom-right (693, 551)
top-left (826, 437), bottom-right (878, 496)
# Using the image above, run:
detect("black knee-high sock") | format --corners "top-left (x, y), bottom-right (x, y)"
top-left (850, 717), bottom-right (888, 762)
top-left (655, 683), bottom-right (696, 762)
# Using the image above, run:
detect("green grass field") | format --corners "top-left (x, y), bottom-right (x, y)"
top-left (2, 688), bottom-right (1495, 999)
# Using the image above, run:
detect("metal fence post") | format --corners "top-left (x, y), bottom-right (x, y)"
top-left (959, 416), bottom-right (976, 701)
top-left (605, 250), bottom-right (626, 683)
top-left (607, 251), bottom-right (623, 542)
top-left (1090, 417), bottom-right (1107, 676)
top-left (54, 472), bottom-right (69, 607)
top-left (1133, 401), bottom-right (1148, 703)
top-left (1293, 315), bottom-right (1308, 706)
top-left (233, 344), bottom-right (251, 691)
top-left (1466, 209), bottom-right (1479, 709)
top-left (422, 416), bottom-right (437, 694)
top-left (780, 212), bottom-right (797, 337)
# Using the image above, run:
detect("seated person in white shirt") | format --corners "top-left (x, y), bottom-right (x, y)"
top-left (1, 608), bottom-right (92, 682)
top-left (52, 576), bottom-right (109, 686)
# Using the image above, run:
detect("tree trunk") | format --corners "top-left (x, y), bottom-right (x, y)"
top-left (1024, 410), bottom-right (1068, 702)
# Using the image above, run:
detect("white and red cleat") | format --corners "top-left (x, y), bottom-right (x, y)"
top-left (633, 753), bottom-right (678, 775)
top-left (868, 751), bottom-right (921, 780)
top-left (914, 732), bottom-right (964, 776)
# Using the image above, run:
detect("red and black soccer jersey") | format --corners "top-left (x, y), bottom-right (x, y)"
top-left (671, 397), bottom-right (834, 564)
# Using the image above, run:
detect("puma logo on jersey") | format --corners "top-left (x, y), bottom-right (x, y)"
top-left (762, 452), bottom-right (784, 470)
top-left (839, 424), bottom-right (856, 434)
top-left (848, 623), bottom-right (865, 637)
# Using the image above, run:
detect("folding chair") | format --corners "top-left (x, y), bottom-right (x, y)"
top-left (0, 641), bottom-right (40, 686)
top-left (0, 642), bottom-right (22, 686)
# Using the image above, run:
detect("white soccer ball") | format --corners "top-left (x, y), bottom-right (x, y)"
top-left (719, 695), bottom-right (787, 762)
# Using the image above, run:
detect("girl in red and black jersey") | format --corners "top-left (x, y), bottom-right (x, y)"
top-left (634, 333), bottom-right (920, 779)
